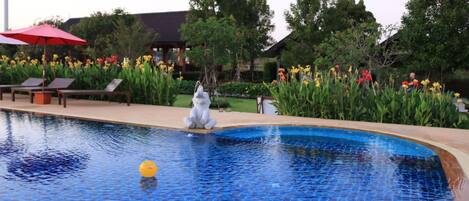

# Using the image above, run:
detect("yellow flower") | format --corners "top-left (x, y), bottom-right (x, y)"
top-left (303, 80), bottom-right (309, 85)
top-left (304, 65), bottom-right (311, 72)
top-left (75, 61), bottom-right (83, 68)
top-left (143, 55), bottom-right (153, 63)
top-left (139, 64), bottom-right (145, 70)
top-left (10, 60), bottom-right (16, 65)
top-left (454, 93), bottom-right (461, 98)
top-left (432, 82), bottom-right (442, 91)
top-left (20, 60), bottom-right (27, 65)
top-left (348, 66), bottom-right (353, 73)
top-left (50, 61), bottom-right (56, 67)
top-left (31, 59), bottom-right (38, 65)
top-left (421, 79), bottom-right (430, 87)
top-left (1, 55), bottom-right (9, 62)
top-left (315, 79), bottom-right (321, 88)
top-left (121, 57), bottom-right (130, 69)
top-left (402, 84), bottom-right (409, 90)
top-left (291, 67), bottom-right (300, 75)
top-left (330, 67), bottom-right (337, 76)
top-left (53, 54), bottom-right (59, 61)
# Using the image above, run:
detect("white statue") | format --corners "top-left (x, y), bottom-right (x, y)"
top-left (184, 85), bottom-right (217, 129)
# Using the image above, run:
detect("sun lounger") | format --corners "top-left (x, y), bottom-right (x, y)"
top-left (57, 79), bottom-right (131, 108)
top-left (11, 78), bottom-right (75, 103)
top-left (0, 78), bottom-right (44, 100)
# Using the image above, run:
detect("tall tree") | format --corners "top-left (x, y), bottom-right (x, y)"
top-left (187, 0), bottom-right (274, 81)
top-left (181, 17), bottom-right (238, 96)
top-left (69, 9), bottom-right (137, 58)
top-left (400, 0), bottom-right (469, 81)
top-left (111, 18), bottom-right (156, 60)
top-left (282, 0), bottom-right (375, 67)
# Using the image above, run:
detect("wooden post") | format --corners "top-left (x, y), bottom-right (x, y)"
top-left (179, 46), bottom-right (186, 72)
top-left (162, 47), bottom-right (169, 63)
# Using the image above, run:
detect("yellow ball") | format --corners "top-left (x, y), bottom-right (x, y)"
top-left (139, 160), bottom-right (158, 178)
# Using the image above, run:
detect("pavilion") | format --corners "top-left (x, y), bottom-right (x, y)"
top-left (64, 11), bottom-right (191, 71)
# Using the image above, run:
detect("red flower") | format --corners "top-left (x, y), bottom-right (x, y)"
top-left (97, 58), bottom-right (105, 66)
top-left (361, 70), bottom-right (372, 81)
top-left (106, 55), bottom-right (119, 64)
top-left (357, 69), bottom-right (372, 85)
top-left (402, 81), bottom-right (410, 86)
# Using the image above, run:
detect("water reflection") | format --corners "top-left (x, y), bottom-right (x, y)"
top-left (0, 112), bottom-right (24, 156)
top-left (140, 177), bottom-right (158, 192)
top-left (7, 150), bottom-right (89, 181)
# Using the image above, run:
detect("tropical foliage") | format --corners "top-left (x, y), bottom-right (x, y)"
top-left (181, 17), bottom-right (238, 95)
top-left (188, 0), bottom-right (274, 80)
top-left (267, 65), bottom-right (467, 128)
top-left (70, 9), bottom-right (156, 59)
top-left (282, 0), bottom-right (376, 66)
top-left (400, 0), bottom-right (469, 78)
top-left (0, 55), bottom-right (181, 106)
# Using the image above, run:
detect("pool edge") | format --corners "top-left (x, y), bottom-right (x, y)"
top-left (1, 106), bottom-right (468, 200)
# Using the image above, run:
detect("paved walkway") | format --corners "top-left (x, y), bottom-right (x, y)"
top-left (1, 94), bottom-right (469, 200)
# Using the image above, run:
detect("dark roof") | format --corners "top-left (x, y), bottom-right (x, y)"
top-left (264, 33), bottom-right (291, 58)
top-left (64, 11), bottom-right (188, 44)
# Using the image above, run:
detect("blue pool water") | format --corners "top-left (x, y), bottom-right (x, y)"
top-left (0, 111), bottom-right (453, 200)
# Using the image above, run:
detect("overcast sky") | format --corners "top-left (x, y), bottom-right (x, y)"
top-left (0, 0), bottom-right (409, 41)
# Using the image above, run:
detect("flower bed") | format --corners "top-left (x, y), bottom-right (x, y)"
top-left (267, 65), bottom-right (468, 129)
top-left (0, 55), bottom-right (181, 106)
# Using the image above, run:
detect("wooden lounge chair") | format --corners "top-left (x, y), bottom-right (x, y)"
top-left (0, 78), bottom-right (44, 100)
top-left (11, 78), bottom-right (75, 103)
top-left (57, 79), bottom-right (131, 108)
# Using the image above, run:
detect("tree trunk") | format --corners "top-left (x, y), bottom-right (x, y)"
top-left (250, 58), bottom-right (255, 81)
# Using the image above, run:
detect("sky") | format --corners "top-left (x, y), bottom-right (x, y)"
top-left (0, 0), bottom-right (409, 42)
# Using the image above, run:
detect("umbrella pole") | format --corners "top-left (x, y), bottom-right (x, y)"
top-left (42, 45), bottom-right (46, 93)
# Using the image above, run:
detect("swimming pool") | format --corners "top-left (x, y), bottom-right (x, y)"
top-left (0, 111), bottom-right (453, 200)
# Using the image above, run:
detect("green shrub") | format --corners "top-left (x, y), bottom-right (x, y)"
top-left (0, 57), bottom-right (180, 106)
top-left (217, 82), bottom-right (271, 98)
top-left (263, 62), bottom-right (277, 82)
top-left (268, 65), bottom-right (467, 129)
top-left (179, 80), bottom-right (198, 95)
top-left (210, 97), bottom-right (231, 109)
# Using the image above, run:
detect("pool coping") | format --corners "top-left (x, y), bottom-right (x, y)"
top-left (1, 96), bottom-right (469, 200)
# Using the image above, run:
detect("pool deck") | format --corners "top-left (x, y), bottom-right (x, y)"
top-left (1, 94), bottom-right (469, 200)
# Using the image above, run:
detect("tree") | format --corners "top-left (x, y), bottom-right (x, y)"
top-left (69, 8), bottom-right (137, 58)
top-left (400, 0), bottom-right (469, 81)
top-left (111, 18), bottom-right (156, 60)
top-left (315, 22), bottom-right (400, 70)
top-left (188, 0), bottom-right (274, 81)
top-left (181, 17), bottom-right (238, 96)
top-left (218, 0), bottom-right (274, 80)
top-left (282, 0), bottom-right (375, 67)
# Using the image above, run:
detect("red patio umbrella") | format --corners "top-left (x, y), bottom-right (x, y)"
top-left (0, 24), bottom-right (87, 92)
top-left (0, 24), bottom-right (87, 46)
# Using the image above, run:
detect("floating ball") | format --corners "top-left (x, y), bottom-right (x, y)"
top-left (139, 160), bottom-right (158, 178)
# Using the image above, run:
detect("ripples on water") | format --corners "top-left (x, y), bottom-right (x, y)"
top-left (0, 111), bottom-right (454, 200)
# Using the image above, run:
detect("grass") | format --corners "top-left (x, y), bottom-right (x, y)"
top-left (174, 94), bottom-right (257, 113)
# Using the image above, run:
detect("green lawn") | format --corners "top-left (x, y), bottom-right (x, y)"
top-left (174, 95), bottom-right (257, 113)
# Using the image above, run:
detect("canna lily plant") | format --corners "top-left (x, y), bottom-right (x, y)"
top-left (267, 65), bottom-right (467, 129)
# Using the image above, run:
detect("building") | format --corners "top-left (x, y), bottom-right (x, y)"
top-left (64, 11), bottom-right (191, 71)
